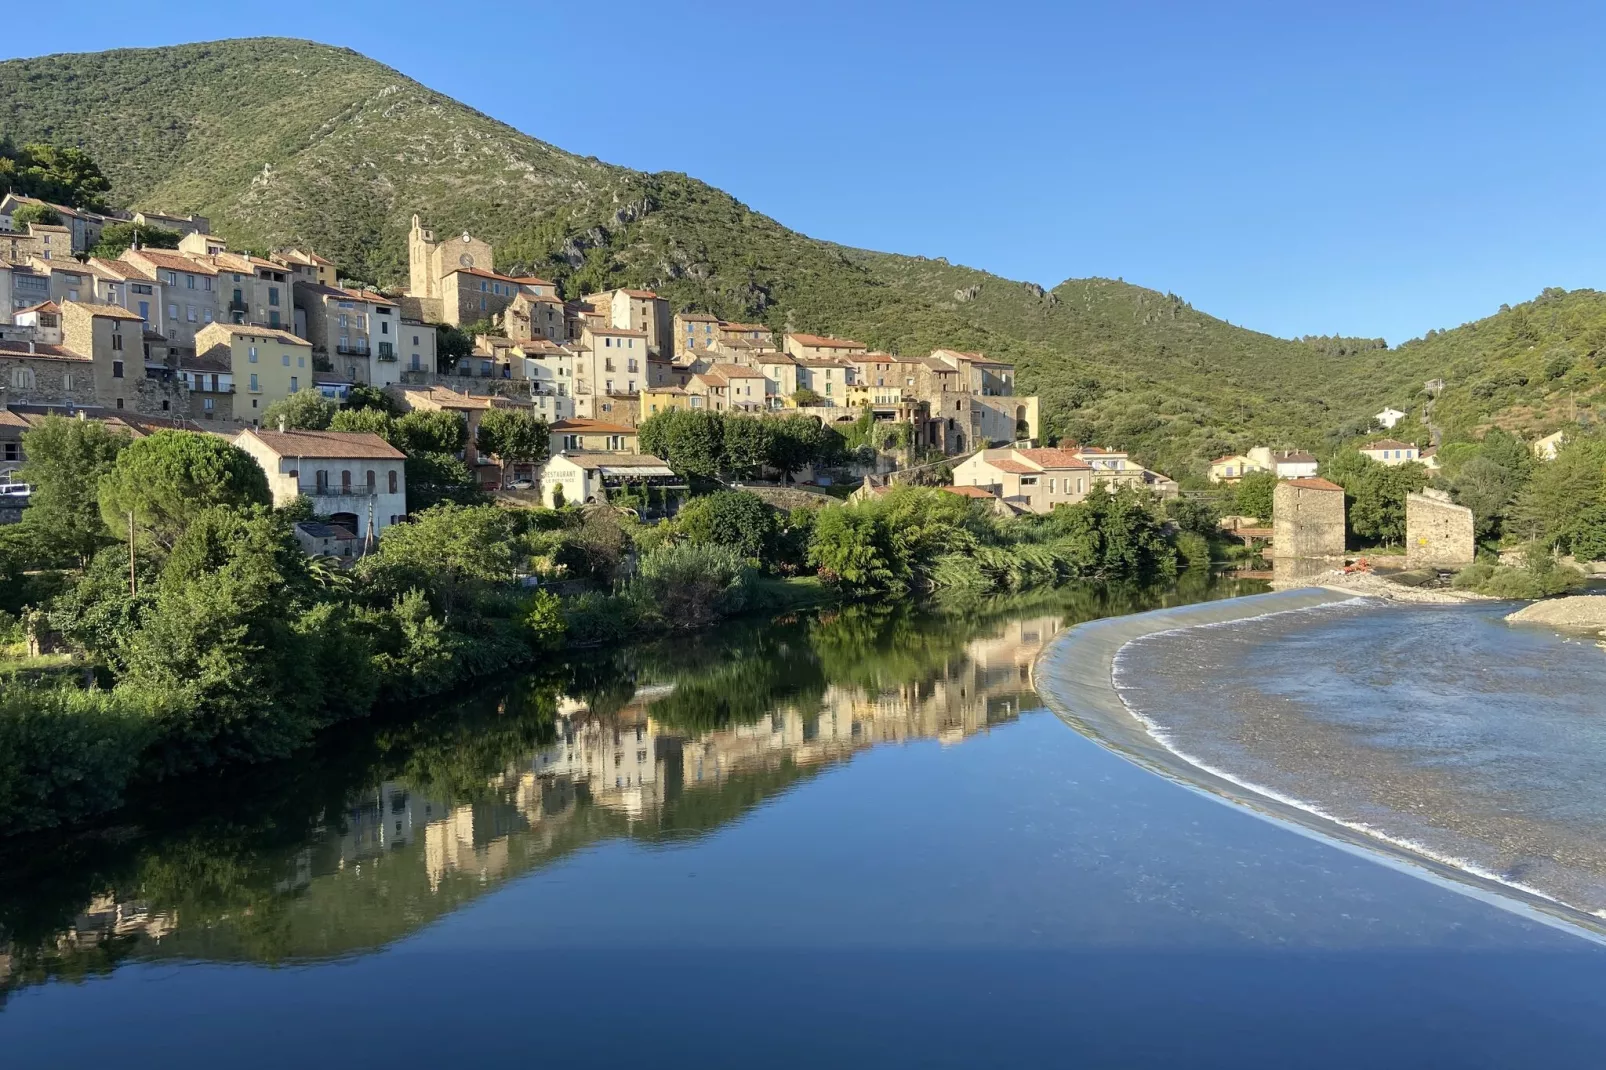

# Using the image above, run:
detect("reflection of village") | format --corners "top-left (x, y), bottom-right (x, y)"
top-left (336, 612), bottom-right (1059, 890)
top-left (5, 614), bottom-right (1060, 981)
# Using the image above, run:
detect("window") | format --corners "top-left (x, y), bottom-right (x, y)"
top-left (380, 320), bottom-right (389, 334)
top-left (269, 288), bottom-right (279, 306)
top-left (186, 275), bottom-right (195, 289)
top-left (186, 305), bottom-right (197, 323)
top-left (203, 278), bottom-right (212, 292)
top-left (203, 308), bottom-right (213, 323)
top-left (1020, 476), bottom-right (1038, 487)
top-left (163, 272), bottom-right (177, 286)
top-left (366, 470), bottom-right (376, 490)
top-left (341, 470), bottom-right (352, 491)
top-left (412, 335), bottom-right (420, 346)
top-left (605, 379), bottom-right (614, 393)
top-left (9, 368), bottom-right (35, 389)
top-left (138, 301), bottom-right (150, 320)
top-left (249, 346), bottom-right (258, 362)
top-left (1049, 478), bottom-right (1056, 494)
top-left (203, 397), bottom-right (214, 412)
top-left (168, 303), bottom-right (178, 321)
top-left (388, 470), bottom-right (398, 493)
top-left (290, 376), bottom-right (298, 391)
top-left (112, 360), bottom-right (124, 379)
top-left (282, 352), bottom-right (290, 366)
top-left (563, 434), bottom-right (579, 450)
top-left (115, 398), bottom-right (124, 409)
top-left (249, 373), bottom-right (259, 392)
top-left (111, 332), bottom-right (124, 351)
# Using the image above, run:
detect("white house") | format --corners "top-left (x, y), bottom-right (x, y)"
top-left (1533, 430), bottom-right (1568, 462)
top-left (1375, 407), bottom-right (1407, 429)
top-left (235, 428), bottom-right (408, 542)
top-left (1359, 438), bottom-right (1420, 466)
top-left (1247, 447), bottom-right (1319, 479)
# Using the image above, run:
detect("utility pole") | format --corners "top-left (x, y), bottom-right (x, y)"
top-left (127, 510), bottom-right (137, 596)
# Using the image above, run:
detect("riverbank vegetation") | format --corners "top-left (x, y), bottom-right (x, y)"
top-left (0, 415), bottom-right (1203, 835)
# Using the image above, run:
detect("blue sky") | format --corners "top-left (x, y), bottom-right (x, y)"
top-left (8, 1), bottom-right (1604, 344)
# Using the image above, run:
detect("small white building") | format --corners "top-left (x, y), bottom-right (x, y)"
top-left (1533, 430), bottom-right (1568, 462)
top-left (539, 451), bottom-right (683, 511)
top-left (235, 428), bottom-right (408, 541)
top-left (1247, 447), bottom-right (1319, 479)
top-left (1375, 407), bottom-right (1407, 429)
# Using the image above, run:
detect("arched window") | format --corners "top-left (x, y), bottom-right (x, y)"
top-left (387, 470), bottom-right (398, 494)
top-left (341, 470), bottom-right (352, 490)
top-left (365, 469), bottom-right (376, 489)
top-left (10, 367), bottom-right (35, 390)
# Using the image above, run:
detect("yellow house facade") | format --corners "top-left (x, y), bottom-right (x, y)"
top-left (195, 322), bottom-right (312, 424)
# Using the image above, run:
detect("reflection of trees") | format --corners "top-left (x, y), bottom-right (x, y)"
top-left (0, 574), bottom-right (1268, 1003)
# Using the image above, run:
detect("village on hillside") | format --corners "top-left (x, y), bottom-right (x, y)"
top-left (0, 195), bottom-right (1556, 572)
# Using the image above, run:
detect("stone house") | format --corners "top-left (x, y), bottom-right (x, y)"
top-left (122, 248), bottom-right (219, 345)
top-left (687, 363), bottom-right (767, 412)
top-left (293, 283), bottom-right (401, 386)
top-left (1272, 477), bottom-right (1347, 557)
top-left (1405, 489), bottom-right (1475, 568)
top-left (794, 358), bottom-right (855, 402)
top-left (179, 234), bottom-right (294, 331)
top-left (86, 258), bottom-right (163, 333)
top-left (271, 248), bottom-right (336, 288)
top-left (718, 322), bottom-right (776, 349)
top-left (577, 325), bottom-right (648, 398)
top-left (235, 428), bottom-right (408, 541)
top-left (584, 289), bottom-right (671, 357)
top-left (178, 350), bottom-right (235, 422)
top-left (674, 312), bottom-right (720, 355)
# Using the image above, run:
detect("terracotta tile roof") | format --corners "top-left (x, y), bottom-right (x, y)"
top-left (1362, 438), bottom-right (1415, 451)
top-left (241, 429), bottom-right (405, 460)
top-left (180, 352), bottom-right (232, 373)
top-left (125, 249), bottom-right (217, 275)
top-left (943, 485), bottom-right (998, 499)
top-left (678, 312), bottom-right (719, 322)
top-left (550, 418), bottom-right (636, 434)
top-left (405, 386), bottom-right (493, 410)
top-left (87, 258), bottom-right (143, 280)
top-left (708, 362), bottom-right (765, 378)
top-left (1211, 453), bottom-right (1249, 464)
top-left (0, 340), bottom-right (88, 360)
top-left (14, 301), bottom-right (60, 316)
top-left (63, 299), bottom-right (145, 321)
top-left (1272, 450), bottom-right (1318, 463)
top-left (584, 326), bottom-right (648, 337)
top-left (620, 289), bottom-right (659, 299)
top-left (788, 333), bottom-right (866, 349)
top-left (511, 276), bottom-right (554, 287)
top-left (986, 458), bottom-right (1035, 474)
top-left (1285, 477), bottom-right (1344, 492)
top-left (1017, 448), bottom-right (1092, 470)
top-left (691, 372), bottom-right (728, 387)
top-left (445, 265), bottom-right (525, 283)
top-left (555, 451), bottom-right (673, 470)
top-left (198, 323), bottom-right (310, 346)
top-left (720, 322), bottom-right (771, 333)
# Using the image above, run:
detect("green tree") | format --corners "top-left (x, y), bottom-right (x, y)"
top-left (1233, 470), bottom-right (1278, 520)
top-left (807, 506), bottom-right (896, 589)
top-left (767, 413), bottom-right (837, 481)
top-left (1164, 495), bottom-right (1221, 537)
top-left (343, 384), bottom-right (400, 414)
top-left (10, 202), bottom-right (61, 228)
top-left (329, 407), bottom-right (396, 438)
top-left (1, 143), bottom-right (111, 209)
top-left (17, 415), bottom-right (131, 565)
top-left (475, 407), bottom-right (548, 487)
top-left (721, 416), bottom-right (772, 478)
top-left (638, 409), bottom-right (724, 478)
top-left (394, 410), bottom-right (467, 455)
top-left (675, 490), bottom-right (776, 560)
top-left (1337, 459), bottom-right (1430, 546)
top-left (362, 503), bottom-right (517, 618)
top-left (435, 325), bottom-right (474, 372)
top-left (98, 431), bottom-right (272, 549)
top-left (89, 221), bottom-right (182, 258)
top-left (1511, 434), bottom-right (1606, 556)
top-left (259, 389), bottom-right (337, 431)
top-left (404, 452), bottom-right (482, 511)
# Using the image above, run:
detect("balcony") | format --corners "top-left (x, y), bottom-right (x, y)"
top-left (299, 483), bottom-right (377, 497)
top-left (335, 345), bottom-right (372, 357)
top-left (375, 343), bottom-right (397, 363)
top-left (228, 299), bottom-right (248, 314)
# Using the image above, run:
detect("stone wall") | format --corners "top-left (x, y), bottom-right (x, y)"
top-left (1405, 490), bottom-right (1474, 568)
top-left (1273, 480), bottom-right (1346, 558)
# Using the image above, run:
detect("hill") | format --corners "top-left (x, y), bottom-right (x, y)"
top-left (3, 38), bottom-right (1598, 477)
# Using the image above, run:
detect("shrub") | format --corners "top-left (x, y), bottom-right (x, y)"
top-left (0, 682), bottom-right (153, 832)
top-left (629, 542), bottom-right (753, 629)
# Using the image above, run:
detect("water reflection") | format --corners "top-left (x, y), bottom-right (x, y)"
top-left (0, 574), bottom-right (1262, 1003)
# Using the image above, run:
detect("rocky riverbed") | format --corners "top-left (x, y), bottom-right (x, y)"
top-left (1507, 595), bottom-right (1606, 634)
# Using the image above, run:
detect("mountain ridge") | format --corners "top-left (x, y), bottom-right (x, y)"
top-left (3, 37), bottom-right (1600, 475)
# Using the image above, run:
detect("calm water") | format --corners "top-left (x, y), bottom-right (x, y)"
top-left (6, 578), bottom-right (1606, 1068)
top-left (1116, 597), bottom-right (1606, 915)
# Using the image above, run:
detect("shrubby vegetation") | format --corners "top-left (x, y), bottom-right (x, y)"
top-left (1453, 547), bottom-right (1584, 599)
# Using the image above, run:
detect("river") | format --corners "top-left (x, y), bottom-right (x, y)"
top-left (5, 576), bottom-right (1606, 1068)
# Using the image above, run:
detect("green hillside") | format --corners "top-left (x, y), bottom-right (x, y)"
top-left (3, 38), bottom-right (1598, 478)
